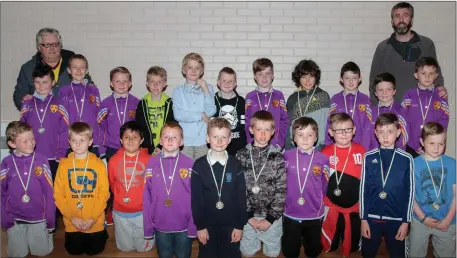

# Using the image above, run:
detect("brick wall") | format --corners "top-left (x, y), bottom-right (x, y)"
top-left (1, 2), bottom-right (455, 157)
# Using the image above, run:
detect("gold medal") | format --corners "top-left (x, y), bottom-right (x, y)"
top-left (165, 199), bottom-right (173, 207)
top-left (379, 191), bottom-right (387, 199)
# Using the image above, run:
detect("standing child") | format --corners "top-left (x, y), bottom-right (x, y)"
top-left (236, 110), bottom-right (286, 258)
top-left (173, 53), bottom-right (216, 160)
top-left (402, 57), bottom-right (449, 157)
top-left (286, 59), bottom-right (331, 151)
top-left (59, 54), bottom-right (102, 157)
top-left (20, 64), bottom-right (69, 181)
top-left (192, 118), bottom-right (248, 258)
top-left (282, 117), bottom-right (329, 258)
top-left (1, 121), bottom-right (55, 258)
top-left (143, 122), bottom-right (196, 258)
top-left (136, 66), bottom-right (176, 155)
top-left (213, 67), bottom-right (247, 155)
top-left (325, 61), bottom-right (373, 151)
top-left (108, 121), bottom-right (153, 252)
top-left (54, 122), bottom-right (109, 255)
top-left (245, 58), bottom-right (289, 150)
top-left (98, 67), bottom-right (140, 161)
top-left (370, 72), bottom-right (408, 150)
top-left (409, 122), bottom-right (456, 258)
top-left (321, 113), bottom-right (366, 257)
top-left (360, 113), bottom-right (414, 258)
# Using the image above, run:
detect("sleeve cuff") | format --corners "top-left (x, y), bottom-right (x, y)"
top-left (248, 211), bottom-right (255, 219)
top-left (265, 214), bottom-right (276, 225)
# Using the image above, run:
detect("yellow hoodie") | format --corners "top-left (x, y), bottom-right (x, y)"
top-left (54, 152), bottom-right (109, 233)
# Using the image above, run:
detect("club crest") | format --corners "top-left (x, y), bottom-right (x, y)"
top-left (50, 104), bottom-right (58, 113)
top-left (313, 165), bottom-right (321, 176)
top-left (434, 101), bottom-right (441, 110)
top-left (273, 100), bottom-right (279, 107)
top-left (180, 168), bottom-right (188, 179)
top-left (129, 110), bottom-right (135, 118)
top-left (89, 95), bottom-right (95, 103)
top-left (34, 167), bottom-right (43, 176)
top-left (358, 104), bottom-right (366, 112)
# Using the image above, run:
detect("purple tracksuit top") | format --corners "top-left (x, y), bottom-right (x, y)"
top-left (1, 152), bottom-right (56, 230)
top-left (59, 80), bottom-right (101, 147)
top-left (283, 148), bottom-right (329, 220)
top-left (143, 152), bottom-right (197, 238)
top-left (98, 93), bottom-right (140, 154)
top-left (325, 90), bottom-right (372, 151)
top-left (245, 88), bottom-right (290, 150)
top-left (369, 101), bottom-right (408, 151)
top-left (20, 94), bottom-right (69, 161)
top-left (401, 87), bottom-right (449, 152)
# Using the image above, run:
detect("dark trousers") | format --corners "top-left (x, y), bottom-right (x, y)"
top-left (65, 229), bottom-right (108, 256)
top-left (49, 160), bottom-right (61, 230)
top-left (155, 230), bottom-right (193, 258)
top-left (198, 226), bottom-right (241, 258)
top-left (361, 219), bottom-right (405, 258)
top-left (104, 147), bottom-right (118, 213)
top-left (282, 216), bottom-right (322, 258)
top-left (330, 212), bottom-right (361, 252)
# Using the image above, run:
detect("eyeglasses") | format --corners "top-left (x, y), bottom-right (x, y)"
top-left (332, 128), bottom-right (354, 134)
top-left (40, 42), bottom-right (60, 48)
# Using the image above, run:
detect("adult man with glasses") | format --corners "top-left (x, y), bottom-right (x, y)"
top-left (13, 27), bottom-right (91, 110)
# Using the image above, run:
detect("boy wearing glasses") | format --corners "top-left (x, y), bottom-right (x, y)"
top-left (320, 113), bottom-right (366, 257)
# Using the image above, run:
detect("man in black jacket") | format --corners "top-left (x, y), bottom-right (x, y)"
top-left (13, 27), bottom-right (91, 110)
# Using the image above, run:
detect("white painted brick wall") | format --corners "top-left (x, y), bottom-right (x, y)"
top-left (0, 2), bottom-right (455, 157)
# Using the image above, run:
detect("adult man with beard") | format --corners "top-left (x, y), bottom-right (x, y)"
top-left (13, 28), bottom-right (91, 111)
top-left (368, 2), bottom-right (447, 105)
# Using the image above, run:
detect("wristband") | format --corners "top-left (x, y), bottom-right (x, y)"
top-left (420, 215), bottom-right (428, 223)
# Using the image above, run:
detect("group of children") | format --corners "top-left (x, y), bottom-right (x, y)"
top-left (1, 50), bottom-right (454, 258)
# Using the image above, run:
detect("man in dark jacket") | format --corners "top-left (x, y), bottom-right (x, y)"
top-left (13, 27), bottom-right (90, 110)
top-left (369, 2), bottom-right (447, 105)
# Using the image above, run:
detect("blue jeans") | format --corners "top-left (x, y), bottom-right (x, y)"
top-left (155, 230), bottom-right (192, 258)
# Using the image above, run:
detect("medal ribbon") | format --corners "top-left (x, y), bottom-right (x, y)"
top-left (123, 151), bottom-right (139, 196)
top-left (256, 91), bottom-right (273, 111)
top-left (333, 144), bottom-right (352, 187)
top-left (298, 86), bottom-right (317, 117)
top-left (249, 147), bottom-right (271, 185)
top-left (70, 82), bottom-right (87, 121)
top-left (114, 94), bottom-right (129, 125)
top-left (159, 153), bottom-right (180, 198)
top-left (343, 91), bottom-right (358, 119)
top-left (34, 95), bottom-right (53, 129)
top-left (424, 156), bottom-right (445, 202)
top-left (417, 88), bottom-right (434, 127)
top-left (377, 102), bottom-right (393, 116)
top-left (296, 148), bottom-right (315, 196)
top-left (207, 150), bottom-right (228, 201)
top-left (72, 155), bottom-right (89, 202)
top-left (379, 149), bottom-right (396, 189)
top-left (11, 152), bottom-right (35, 195)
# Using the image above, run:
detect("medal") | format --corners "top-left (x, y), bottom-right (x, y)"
top-left (165, 199), bottom-right (173, 206)
top-left (22, 194), bottom-right (30, 203)
top-left (216, 201), bottom-right (224, 209)
top-left (417, 88), bottom-right (434, 129)
top-left (333, 144), bottom-right (352, 197)
top-left (76, 202), bottom-right (83, 209)
top-left (73, 154), bottom-right (90, 211)
top-left (297, 86), bottom-right (317, 117)
top-left (296, 148), bottom-right (315, 206)
top-left (12, 152), bottom-right (35, 205)
top-left (379, 149), bottom-right (396, 200)
top-left (160, 153), bottom-right (180, 207)
top-left (343, 91), bottom-right (358, 120)
top-left (256, 90), bottom-right (273, 112)
top-left (34, 96), bottom-right (52, 135)
top-left (249, 147), bottom-right (271, 196)
top-left (251, 185), bottom-right (260, 194)
top-left (207, 150), bottom-right (228, 210)
top-left (425, 156), bottom-right (445, 213)
top-left (123, 151), bottom-right (139, 205)
top-left (71, 82), bottom-right (87, 122)
top-left (113, 94), bottom-right (129, 125)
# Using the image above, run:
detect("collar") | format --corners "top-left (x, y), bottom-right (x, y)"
top-left (42, 57), bottom-right (62, 70)
top-left (343, 90), bottom-right (358, 96)
top-left (161, 151), bottom-right (179, 159)
top-left (184, 81), bottom-right (203, 94)
top-left (417, 84), bottom-right (435, 91)
top-left (387, 30), bottom-right (420, 45)
top-left (256, 86), bottom-right (273, 94)
top-left (217, 91), bottom-right (237, 100)
top-left (12, 150), bottom-right (34, 159)
top-left (297, 147), bottom-right (314, 155)
top-left (113, 92), bottom-right (129, 99)
top-left (207, 149), bottom-right (227, 165)
top-left (71, 79), bottom-right (89, 86)
top-left (33, 91), bottom-right (52, 101)
top-left (378, 101), bottom-right (394, 107)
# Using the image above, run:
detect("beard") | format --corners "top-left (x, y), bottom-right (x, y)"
top-left (392, 21), bottom-right (412, 35)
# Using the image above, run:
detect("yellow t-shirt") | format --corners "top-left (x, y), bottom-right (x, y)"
top-left (52, 57), bottom-right (62, 83)
top-left (54, 152), bottom-right (109, 233)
